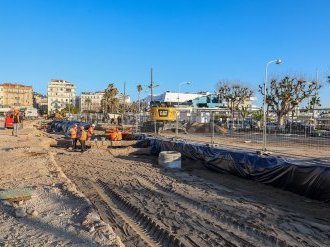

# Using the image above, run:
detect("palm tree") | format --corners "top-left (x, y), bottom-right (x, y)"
top-left (137, 84), bottom-right (143, 117)
top-left (137, 84), bottom-right (143, 124)
top-left (103, 83), bottom-right (119, 113)
top-left (137, 84), bottom-right (143, 94)
top-left (307, 95), bottom-right (321, 125)
top-left (84, 98), bottom-right (92, 112)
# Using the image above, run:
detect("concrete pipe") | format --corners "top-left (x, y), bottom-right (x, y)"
top-left (158, 151), bottom-right (181, 169)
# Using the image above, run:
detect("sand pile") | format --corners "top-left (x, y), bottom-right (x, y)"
top-left (187, 123), bottom-right (227, 134)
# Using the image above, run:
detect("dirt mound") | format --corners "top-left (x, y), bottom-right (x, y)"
top-left (187, 123), bottom-right (227, 134)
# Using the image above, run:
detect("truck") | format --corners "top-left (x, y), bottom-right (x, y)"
top-left (4, 110), bottom-right (14, 128)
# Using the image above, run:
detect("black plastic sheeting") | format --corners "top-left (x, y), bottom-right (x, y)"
top-left (48, 120), bottom-right (90, 137)
top-left (137, 138), bottom-right (330, 202)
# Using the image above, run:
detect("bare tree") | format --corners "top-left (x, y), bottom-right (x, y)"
top-left (259, 76), bottom-right (321, 125)
top-left (217, 81), bottom-right (253, 120)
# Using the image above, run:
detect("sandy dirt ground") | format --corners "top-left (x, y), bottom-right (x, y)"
top-left (0, 120), bottom-right (123, 246)
top-left (53, 139), bottom-right (330, 246)
top-left (1, 120), bottom-right (330, 247)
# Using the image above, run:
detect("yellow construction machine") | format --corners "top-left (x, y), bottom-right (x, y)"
top-left (149, 106), bottom-right (176, 121)
top-left (141, 106), bottom-right (187, 134)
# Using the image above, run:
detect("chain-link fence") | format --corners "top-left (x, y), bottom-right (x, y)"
top-left (62, 108), bottom-right (330, 159)
top-left (137, 108), bottom-right (330, 159)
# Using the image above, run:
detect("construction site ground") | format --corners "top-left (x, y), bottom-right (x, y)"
top-left (0, 120), bottom-right (330, 246)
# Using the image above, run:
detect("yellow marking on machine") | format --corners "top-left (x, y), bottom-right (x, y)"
top-left (150, 107), bottom-right (177, 121)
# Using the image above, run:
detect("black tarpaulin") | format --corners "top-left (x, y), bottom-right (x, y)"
top-left (137, 138), bottom-right (330, 202)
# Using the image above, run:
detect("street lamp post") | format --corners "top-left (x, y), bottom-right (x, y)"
top-left (175, 81), bottom-right (191, 137)
top-left (262, 59), bottom-right (282, 151)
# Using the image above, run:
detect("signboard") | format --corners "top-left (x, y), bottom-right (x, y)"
top-left (158, 109), bottom-right (168, 117)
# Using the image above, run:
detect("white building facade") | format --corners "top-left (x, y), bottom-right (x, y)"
top-left (47, 79), bottom-right (76, 114)
top-left (80, 91), bottom-right (105, 112)
top-left (143, 91), bottom-right (210, 105)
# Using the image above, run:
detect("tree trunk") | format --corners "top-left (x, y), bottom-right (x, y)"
top-left (277, 113), bottom-right (285, 126)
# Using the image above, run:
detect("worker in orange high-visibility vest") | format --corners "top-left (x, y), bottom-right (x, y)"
top-left (70, 124), bottom-right (78, 151)
top-left (87, 124), bottom-right (95, 141)
top-left (79, 125), bottom-right (87, 152)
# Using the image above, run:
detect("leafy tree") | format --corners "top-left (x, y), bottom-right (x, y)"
top-left (61, 104), bottom-right (79, 114)
top-left (217, 81), bottom-right (253, 119)
top-left (128, 102), bottom-right (139, 113)
top-left (117, 92), bottom-right (130, 114)
top-left (306, 95), bottom-right (321, 122)
top-left (306, 95), bottom-right (321, 111)
top-left (259, 76), bottom-right (321, 125)
top-left (253, 110), bottom-right (263, 121)
top-left (102, 83), bottom-right (119, 113)
top-left (240, 105), bottom-right (250, 127)
top-left (252, 110), bottom-right (263, 129)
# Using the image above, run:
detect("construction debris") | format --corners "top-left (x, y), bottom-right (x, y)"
top-left (0, 188), bottom-right (33, 202)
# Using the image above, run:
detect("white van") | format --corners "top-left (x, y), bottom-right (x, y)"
top-left (25, 108), bottom-right (39, 119)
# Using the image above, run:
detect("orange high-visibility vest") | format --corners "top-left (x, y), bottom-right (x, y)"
top-left (80, 129), bottom-right (87, 141)
top-left (87, 127), bottom-right (93, 139)
top-left (70, 127), bottom-right (77, 139)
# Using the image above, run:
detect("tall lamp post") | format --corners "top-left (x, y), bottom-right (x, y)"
top-left (262, 59), bottom-right (282, 151)
top-left (176, 81), bottom-right (191, 137)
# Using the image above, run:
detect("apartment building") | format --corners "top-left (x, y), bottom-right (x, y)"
top-left (80, 91), bottom-right (105, 112)
top-left (33, 92), bottom-right (48, 114)
top-left (0, 83), bottom-right (33, 108)
top-left (47, 79), bottom-right (76, 114)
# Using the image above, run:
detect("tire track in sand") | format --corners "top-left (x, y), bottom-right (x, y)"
top-left (70, 177), bottom-right (157, 247)
top-left (96, 179), bottom-right (188, 247)
top-left (134, 174), bottom-right (290, 247)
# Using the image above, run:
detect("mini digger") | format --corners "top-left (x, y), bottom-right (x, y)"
top-left (141, 105), bottom-right (187, 134)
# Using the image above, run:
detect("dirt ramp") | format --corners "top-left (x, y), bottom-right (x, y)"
top-left (187, 123), bottom-right (227, 134)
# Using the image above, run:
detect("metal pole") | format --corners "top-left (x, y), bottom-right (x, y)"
top-left (211, 111), bottom-right (215, 144)
top-left (262, 63), bottom-right (269, 151)
top-left (123, 81), bottom-right (126, 126)
top-left (154, 120), bottom-right (157, 135)
top-left (138, 92), bottom-right (141, 133)
top-left (262, 59), bottom-right (282, 151)
top-left (175, 85), bottom-right (181, 137)
top-left (150, 68), bottom-right (153, 103)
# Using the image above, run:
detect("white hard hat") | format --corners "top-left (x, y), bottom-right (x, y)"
top-left (92, 124), bottom-right (96, 127)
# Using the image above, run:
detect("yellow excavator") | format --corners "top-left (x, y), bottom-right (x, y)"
top-left (141, 105), bottom-right (187, 134)
top-left (149, 106), bottom-right (176, 121)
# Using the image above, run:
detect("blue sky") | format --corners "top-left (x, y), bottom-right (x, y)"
top-left (0, 0), bottom-right (329, 106)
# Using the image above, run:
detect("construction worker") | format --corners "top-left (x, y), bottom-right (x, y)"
top-left (70, 124), bottom-right (78, 151)
top-left (12, 109), bottom-right (21, 137)
top-left (79, 125), bottom-right (87, 152)
top-left (87, 124), bottom-right (95, 141)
